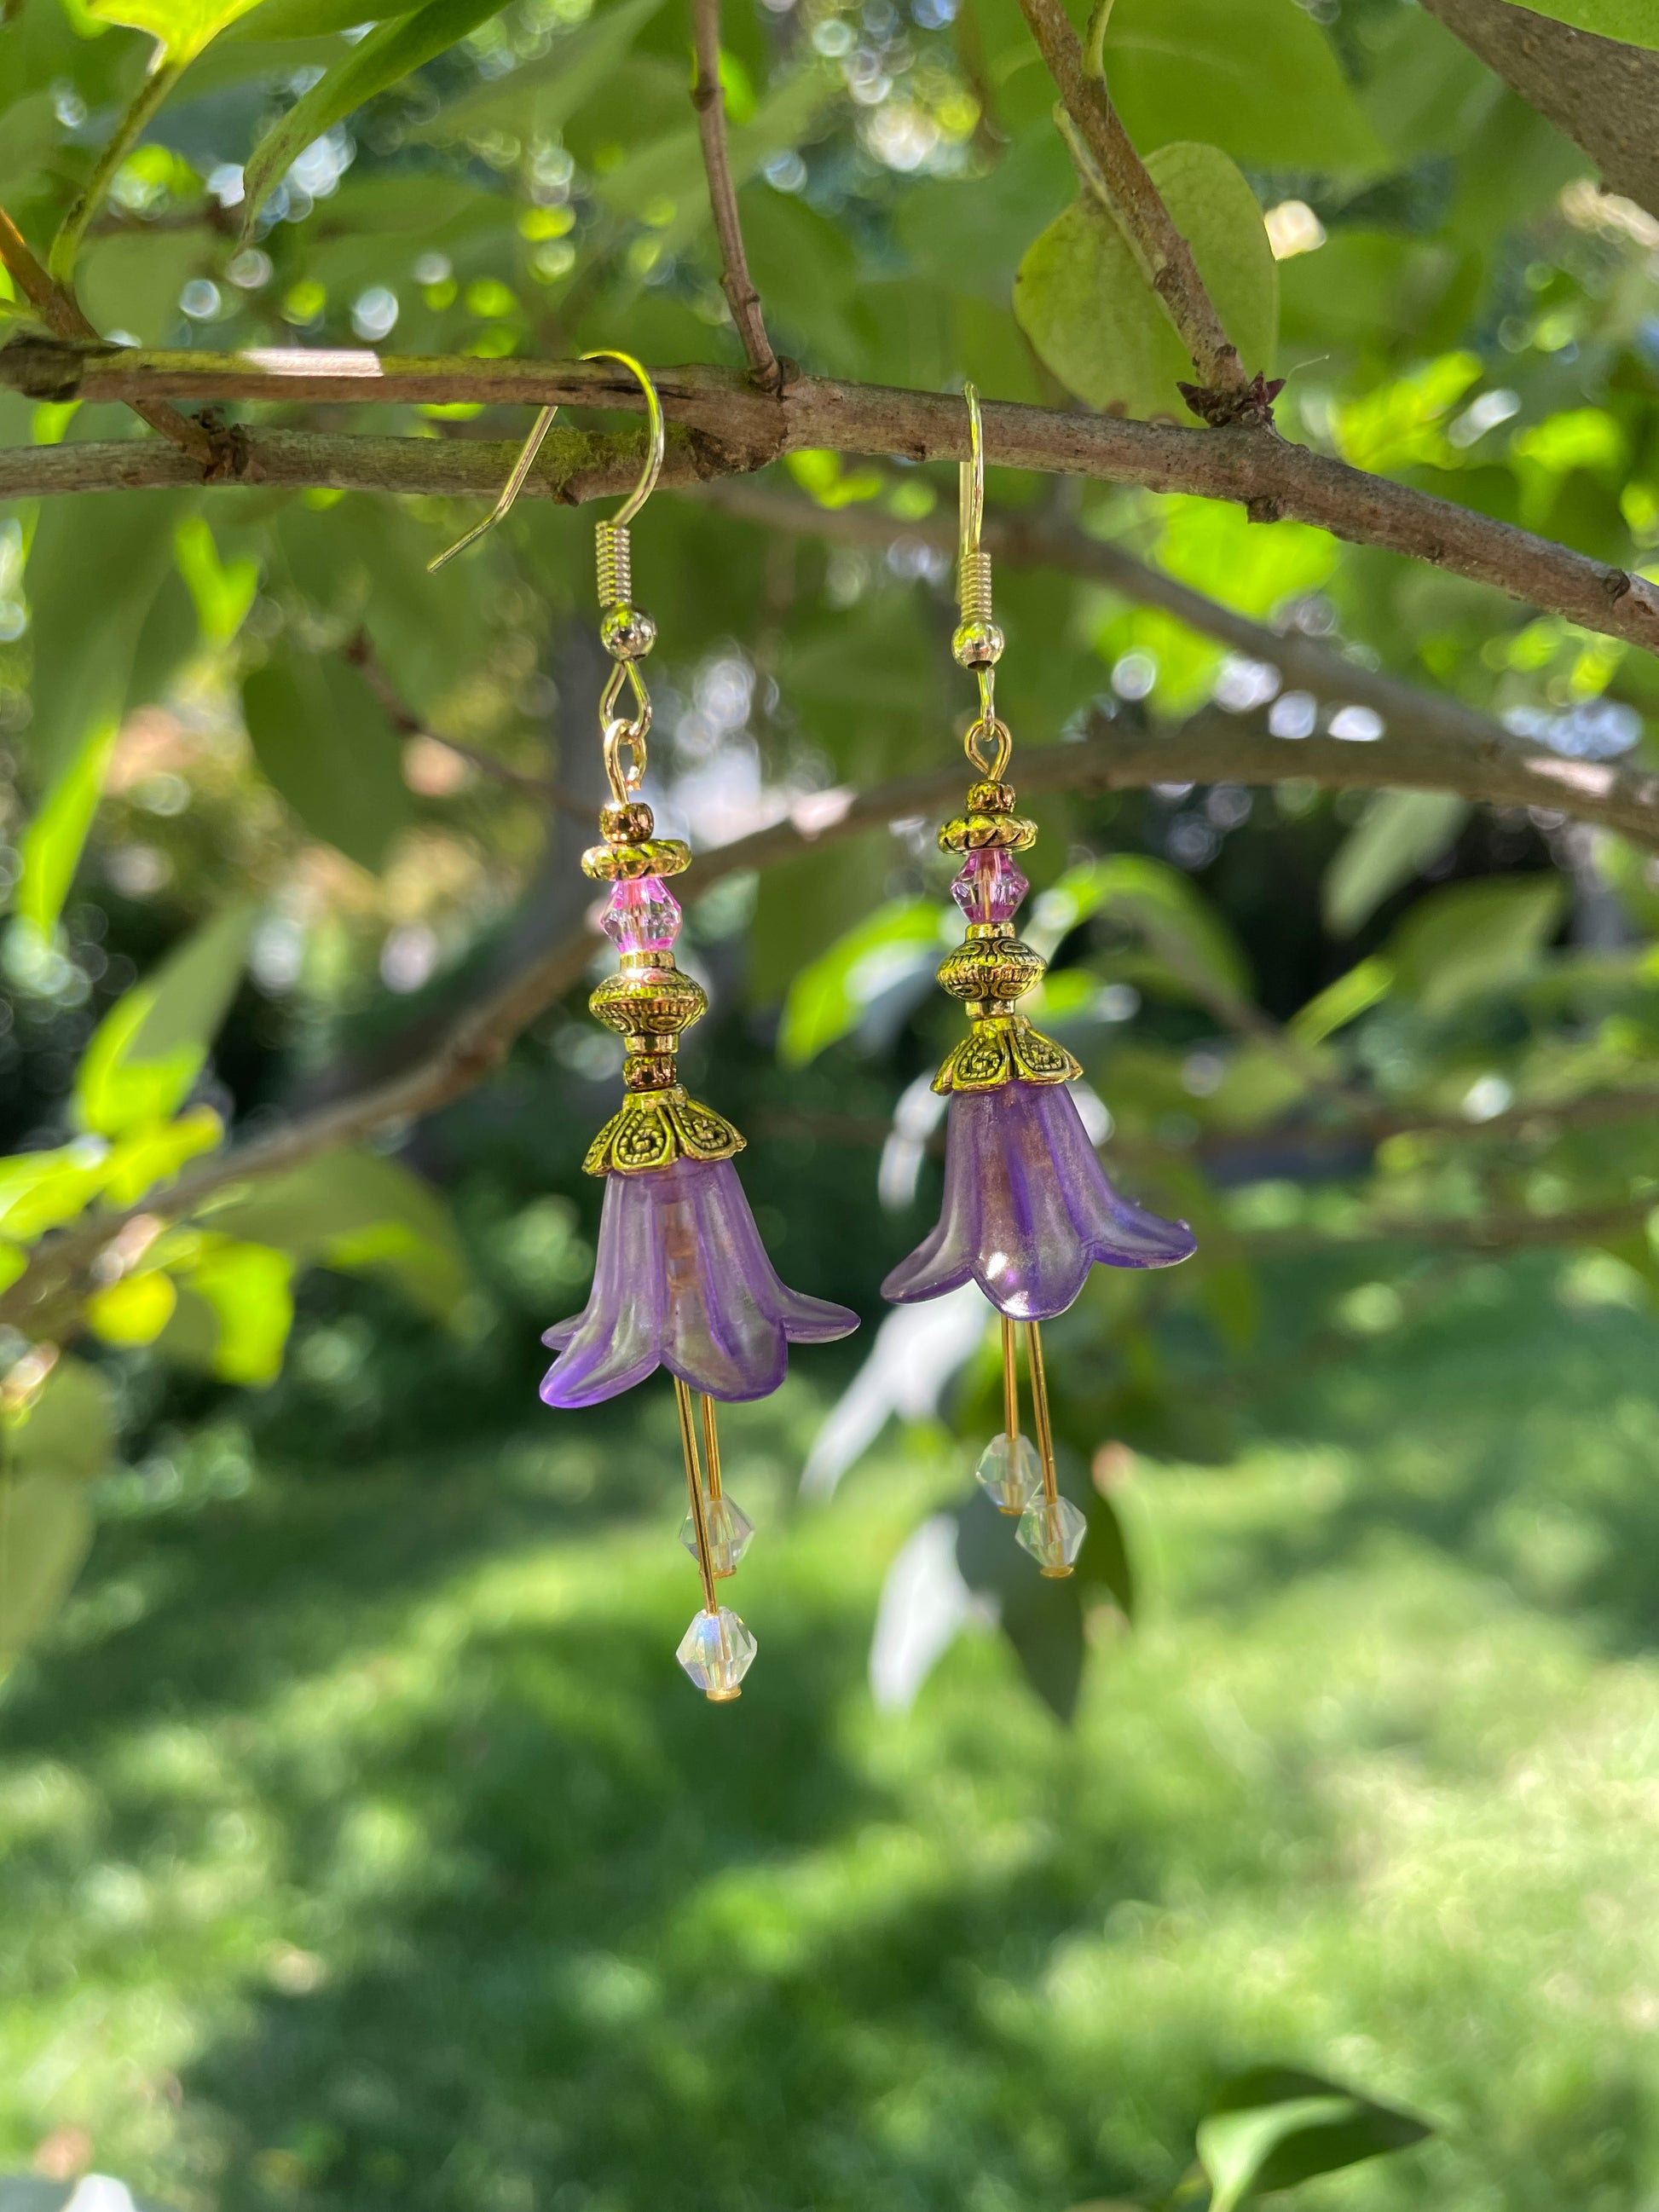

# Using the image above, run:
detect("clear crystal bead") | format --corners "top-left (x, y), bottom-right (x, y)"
top-left (676, 1605), bottom-right (756, 1700)
top-left (679, 1494), bottom-right (754, 1577)
top-left (974, 1433), bottom-right (1043, 1514)
top-left (1016, 1494), bottom-right (1088, 1577)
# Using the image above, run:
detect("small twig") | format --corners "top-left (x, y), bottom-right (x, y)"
top-left (49, 54), bottom-right (183, 289)
top-left (0, 202), bottom-right (219, 469)
top-left (344, 632), bottom-right (587, 815)
top-left (1014, 0), bottom-right (1258, 419)
top-left (689, 0), bottom-right (784, 393)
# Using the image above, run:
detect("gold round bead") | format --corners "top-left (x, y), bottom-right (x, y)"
top-left (601, 604), bottom-right (657, 661)
top-left (952, 619), bottom-right (1004, 669)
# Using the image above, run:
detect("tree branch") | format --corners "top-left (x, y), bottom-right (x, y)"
top-left (1013, 0), bottom-right (1254, 416)
top-left (5, 707), bottom-right (1659, 1335)
top-left (689, 0), bottom-right (783, 391)
top-left (344, 632), bottom-right (585, 813)
top-left (0, 205), bottom-right (221, 469)
top-left (6, 350), bottom-right (1658, 661)
top-left (695, 478), bottom-right (1536, 765)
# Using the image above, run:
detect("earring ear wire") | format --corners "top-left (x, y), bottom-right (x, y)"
top-left (426, 402), bottom-right (560, 573)
top-left (579, 349), bottom-right (666, 808)
top-left (952, 383), bottom-right (1010, 783)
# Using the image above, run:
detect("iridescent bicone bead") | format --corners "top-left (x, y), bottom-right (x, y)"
top-left (951, 847), bottom-right (1029, 927)
top-left (1015, 1494), bottom-right (1088, 1577)
top-left (974, 1433), bottom-right (1042, 1515)
top-left (676, 1605), bottom-right (757, 1700)
top-left (600, 874), bottom-right (681, 956)
top-left (679, 1495), bottom-right (754, 1578)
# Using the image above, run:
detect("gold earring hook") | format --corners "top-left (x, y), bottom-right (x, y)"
top-left (580, 349), bottom-right (666, 527)
top-left (953, 381), bottom-right (1010, 783)
top-left (960, 379), bottom-right (986, 570)
top-left (579, 352), bottom-right (666, 806)
top-left (426, 402), bottom-right (560, 574)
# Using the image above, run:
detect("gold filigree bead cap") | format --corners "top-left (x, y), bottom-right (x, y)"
top-left (967, 779), bottom-right (1016, 814)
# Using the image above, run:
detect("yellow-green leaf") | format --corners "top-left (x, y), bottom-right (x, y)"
top-left (1014, 141), bottom-right (1277, 421)
top-left (76, 905), bottom-right (257, 1138)
top-left (87, 0), bottom-right (266, 62)
top-left (186, 1240), bottom-right (295, 1384)
top-left (85, 1270), bottom-right (179, 1347)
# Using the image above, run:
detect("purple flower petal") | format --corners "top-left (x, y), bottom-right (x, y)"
top-left (882, 1081), bottom-right (1194, 1321)
top-left (542, 1156), bottom-right (858, 1409)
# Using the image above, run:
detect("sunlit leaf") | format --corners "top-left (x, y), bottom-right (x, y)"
top-left (173, 515), bottom-right (258, 645)
top-left (15, 721), bottom-right (118, 942)
top-left (76, 905), bottom-right (256, 1138)
top-left (198, 1149), bottom-right (470, 1320)
top-left (86, 0), bottom-right (264, 61)
top-left (101, 1108), bottom-right (225, 1209)
top-left (85, 1269), bottom-right (178, 1347)
top-left (778, 898), bottom-right (943, 1066)
top-left (1323, 790), bottom-right (1472, 937)
top-left (240, 0), bottom-right (516, 229)
top-left (1288, 956), bottom-right (1396, 1047)
top-left (183, 1239), bottom-right (296, 1384)
top-left (1501, 0), bottom-right (1659, 50)
top-left (1198, 2065), bottom-right (1431, 2210)
top-left (1386, 875), bottom-right (1568, 1017)
top-left (0, 1145), bottom-right (107, 1243)
top-left (1014, 142), bottom-right (1277, 421)
top-left (406, 0), bottom-right (667, 141)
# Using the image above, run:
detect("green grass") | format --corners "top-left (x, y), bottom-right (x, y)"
top-left (3, 1253), bottom-right (1659, 2212)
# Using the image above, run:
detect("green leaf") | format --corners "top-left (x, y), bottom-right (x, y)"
top-left (1500, 0), bottom-right (1659, 50)
top-left (596, 64), bottom-right (835, 245)
top-left (101, 1107), bottom-right (225, 1207)
top-left (1197, 2066), bottom-right (1431, 2211)
top-left (777, 898), bottom-right (943, 1066)
top-left (174, 515), bottom-right (258, 645)
top-left (0, 1146), bottom-right (107, 1243)
top-left (74, 904), bottom-right (257, 1138)
top-left (1288, 956), bottom-right (1396, 1048)
top-left (15, 721), bottom-right (118, 941)
top-left (1386, 875), bottom-right (1568, 1017)
top-left (1103, 0), bottom-right (1391, 174)
top-left (240, 0), bottom-right (514, 230)
top-left (85, 1269), bottom-right (178, 1347)
top-left (78, 225), bottom-right (210, 346)
top-left (228, 0), bottom-right (427, 36)
top-left (86, 0), bottom-right (264, 61)
top-left (1014, 142), bottom-right (1277, 420)
top-left (406, 0), bottom-right (667, 141)
top-left (0, 1476), bottom-right (93, 1671)
top-left (199, 1149), bottom-right (470, 1320)
top-left (23, 488), bottom-right (193, 781)
top-left (6, 1356), bottom-right (115, 1485)
top-left (1322, 790), bottom-right (1471, 937)
top-left (1027, 855), bottom-right (1254, 1000)
top-left (241, 654), bottom-right (412, 871)
top-left (184, 1239), bottom-right (295, 1384)
top-left (0, 1355), bottom-right (114, 1669)
top-left (955, 1489), bottom-right (1086, 1721)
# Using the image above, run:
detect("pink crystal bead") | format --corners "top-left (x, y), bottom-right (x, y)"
top-left (601, 875), bottom-right (681, 956)
top-left (951, 847), bottom-right (1029, 927)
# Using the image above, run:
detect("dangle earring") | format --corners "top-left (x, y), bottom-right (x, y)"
top-left (880, 386), bottom-right (1196, 1575)
top-left (434, 355), bottom-right (858, 1699)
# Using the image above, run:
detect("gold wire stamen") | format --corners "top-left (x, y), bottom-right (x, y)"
top-left (1001, 1314), bottom-right (1020, 1444)
top-left (698, 1392), bottom-right (725, 1508)
top-left (1024, 1321), bottom-right (1072, 1577)
top-left (674, 1377), bottom-right (724, 1620)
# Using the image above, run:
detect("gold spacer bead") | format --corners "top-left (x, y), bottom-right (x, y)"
top-left (966, 779), bottom-right (1016, 815)
top-left (581, 837), bottom-right (691, 882)
top-left (600, 604), bottom-right (657, 662)
top-left (600, 800), bottom-right (654, 844)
